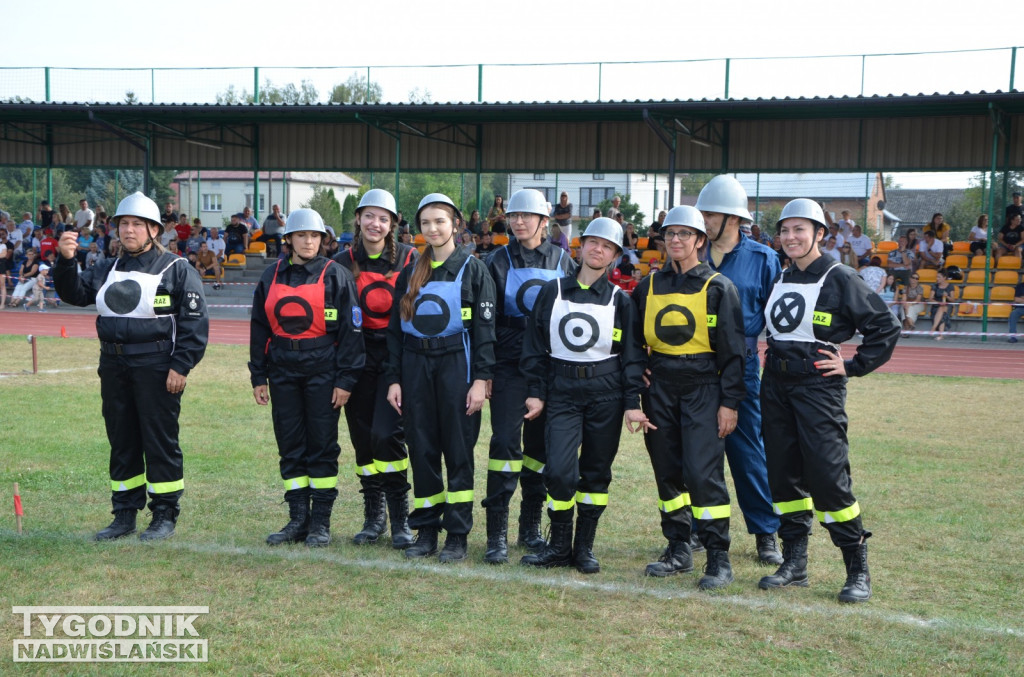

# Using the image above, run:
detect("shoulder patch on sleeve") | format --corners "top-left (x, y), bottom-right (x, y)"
top-left (352, 307), bottom-right (363, 327)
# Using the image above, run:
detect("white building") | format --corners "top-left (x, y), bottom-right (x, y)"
top-left (172, 171), bottom-right (361, 226)
top-left (507, 172), bottom-right (686, 238)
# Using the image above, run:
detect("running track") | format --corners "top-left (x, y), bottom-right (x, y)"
top-left (2, 310), bottom-right (1022, 380)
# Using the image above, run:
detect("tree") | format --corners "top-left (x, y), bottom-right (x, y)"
top-left (303, 185), bottom-right (344, 234)
top-left (340, 193), bottom-right (359, 233)
top-left (756, 203), bottom-right (783, 234)
top-left (216, 79), bottom-right (320, 105)
top-left (328, 74), bottom-right (383, 104)
top-left (408, 87), bottom-right (432, 104)
top-left (679, 173), bottom-right (716, 196)
top-left (947, 171), bottom-right (1024, 240)
top-left (596, 193), bottom-right (645, 228)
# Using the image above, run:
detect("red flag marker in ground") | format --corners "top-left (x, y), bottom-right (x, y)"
top-left (14, 482), bottom-right (23, 534)
top-left (60, 326), bottom-right (68, 339)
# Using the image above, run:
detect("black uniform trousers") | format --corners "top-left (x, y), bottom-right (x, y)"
top-left (402, 346), bottom-right (480, 535)
top-left (760, 370), bottom-right (865, 549)
top-left (269, 360), bottom-right (341, 503)
top-left (482, 358), bottom-right (546, 510)
top-left (99, 352), bottom-right (184, 513)
top-left (344, 336), bottom-right (409, 494)
top-left (642, 371), bottom-right (731, 551)
top-left (544, 372), bottom-right (623, 524)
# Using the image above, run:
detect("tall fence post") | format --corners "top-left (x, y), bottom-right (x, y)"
top-left (597, 63), bottom-right (602, 102)
top-left (45, 67), bottom-right (51, 102)
top-left (861, 55), bottom-right (866, 96)
top-left (151, 69), bottom-right (155, 103)
top-left (1011, 47), bottom-right (1017, 92)
top-left (724, 58), bottom-right (730, 99)
top-left (253, 67), bottom-right (260, 103)
top-left (478, 64), bottom-right (483, 103)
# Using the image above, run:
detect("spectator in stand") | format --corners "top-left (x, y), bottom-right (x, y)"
top-left (648, 211), bottom-right (666, 248)
top-left (859, 256), bottom-right (886, 294)
top-left (18, 213), bottom-right (35, 239)
top-left (162, 201), bottom-right (178, 223)
top-left (57, 203), bottom-right (73, 228)
top-left (84, 241), bottom-right (104, 269)
top-left (167, 240), bottom-right (182, 257)
top-left (459, 229), bottom-right (477, 257)
top-left (549, 223), bottom-right (571, 254)
top-left (195, 241), bottom-right (223, 289)
top-left (648, 258), bottom-right (662, 275)
top-left (879, 273), bottom-right (901, 320)
top-left (553, 192), bottom-right (573, 231)
top-left (11, 247), bottom-right (41, 306)
top-left (38, 200), bottom-right (55, 232)
top-left (836, 210), bottom-right (856, 239)
top-left (76, 228), bottom-right (96, 266)
top-left (6, 217), bottom-right (24, 254)
top-left (886, 235), bottom-right (915, 286)
top-left (617, 253), bottom-right (635, 278)
top-left (996, 213), bottom-right (1023, 261)
top-left (847, 225), bottom-right (874, 267)
top-left (258, 204), bottom-right (286, 255)
top-left (1007, 280), bottom-right (1024, 343)
top-left (606, 195), bottom-right (622, 220)
top-left (241, 206), bottom-right (259, 232)
top-left (159, 218), bottom-right (176, 247)
top-left (826, 221), bottom-right (845, 250)
top-left (0, 228), bottom-right (9, 308)
top-left (750, 223), bottom-right (772, 247)
top-left (904, 228), bottom-right (919, 252)
top-left (486, 195), bottom-right (505, 230)
top-left (924, 213), bottom-right (953, 256)
top-left (107, 239), bottom-right (122, 258)
top-left (185, 224), bottom-right (205, 255)
top-left (396, 211), bottom-right (409, 235)
top-left (466, 210), bottom-right (484, 235)
top-left (822, 236), bottom-right (842, 262)
top-left (175, 214), bottom-right (191, 242)
top-left (591, 208), bottom-right (602, 222)
top-left (38, 229), bottom-right (58, 260)
top-left (1007, 191), bottom-right (1023, 223)
top-left (968, 214), bottom-right (990, 256)
top-left (476, 231), bottom-right (498, 257)
top-left (916, 230), bottom-right (944, 270)
top-left (93, 223), bottom-right (109, 254)
top-left (771, 234), bottom-right (791, 268)
top-left (225, 213), bottom-right (249, 255)
top-left (207, 226), bottom-right (226, 261)
top-left (623, 222), bottom-right (640, 254)
top-left (74, 199), bottom-right (95, 229)
top-left (929, 269), bottom-right (955, 340)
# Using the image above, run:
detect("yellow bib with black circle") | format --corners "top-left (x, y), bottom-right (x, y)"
top-left (644, 273), bottom-right (717, 356)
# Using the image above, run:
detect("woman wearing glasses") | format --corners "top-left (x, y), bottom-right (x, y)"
top-left (631, 206), bottom-right (747, 590)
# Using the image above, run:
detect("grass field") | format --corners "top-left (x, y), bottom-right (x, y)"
top-left (1, 335), bottom-right (1022, 675)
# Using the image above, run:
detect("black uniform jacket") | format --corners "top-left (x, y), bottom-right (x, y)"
top-left (765, 256), bottom-right (901, 377)
top-left (385, 245), bottom-right (497, 385)
top-left (485, 238), bottom-right (578, 358)
top-left (632, 262), bottom-right (747, 410)
top-left (53, 247), bottom-right (208, 376)
top-left (520, 274), bottom-right (646, 410)
top-left (248, 256), bottom-right (365, 391)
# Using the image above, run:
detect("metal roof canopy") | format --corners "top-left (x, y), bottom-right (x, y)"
top-left (1, 93), bottom-right (1022, 176)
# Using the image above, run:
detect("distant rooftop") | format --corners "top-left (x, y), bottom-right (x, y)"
top-left (885, 188), bottom-right (969, 225)
top-left (173, 170), bottom-right (359, 187)
top-left (734, 173), bottom-right (878, 199)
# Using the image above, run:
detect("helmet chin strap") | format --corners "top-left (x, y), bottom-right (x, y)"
top-left (713, 214), bottom-right (731, 242)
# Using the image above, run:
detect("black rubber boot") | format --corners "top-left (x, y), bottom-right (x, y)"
top-left (266, 495), bottom-right (310, 546)
top-left (483, 508), bottom-right (509, 564)
top-left (385, 491), bottom-right (414, 550)
top-left (405, 527), bottom-right (439, 559)
top-left (439, 533), bottom-right (469, 563)
top-left (698, 550), bottom-right (734, 590)
top-left (517, 497), bottom-right (547, 552)
top-left (520, 521), bottom-right (573, 568)
top-left (572, 515), bottom-right (601, 574)
top-left (758, 538), bottom-right (809, 589)
top-left (838, 542), bottom-right (872, 603)
top-left (352, 490), bottom-right (387, 545)
top-left (756, 533), bottom-right (784, 566)
top-left (139, 505), bottom-right (177, 542)
top-left (689, 531), bottom-right (705, 553)
top-left (644, 539), bottom-right (694, 577)
top-left (95, 509), bottom-right (137, 541)
top-left (305, 499), bottom-right (333, 548)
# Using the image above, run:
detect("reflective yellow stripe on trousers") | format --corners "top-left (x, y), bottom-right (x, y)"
top-left (546, 494), bottom-right (575, 512)
top-left (354, 463), bottom-right (379, 477)
top-left (309, 476), bottom-right (339, 490)
top-left (488, 459), bottom-right (523, 473)
top-left (575, 491), bottom-right (608, 506)
top-left (283, 476), bottom-right (310, 491)
top-left (691, 504), bottom-right (731, 520)
top-left (374, 458), bottom-right (410, 474)
top-left (147, 479), bottom-right (184, 494)
top-left (446, 490), bottom-right (474, 504)
top-left (414, 491), bottom-right (446, 509)
top-left (659, 492), bottom-right (691, 513)
top-left (816, 501), bottom-right (860, 524)
top-left (110, 473), bottom-right (146, 492)
top-left (773, 497), bottom-right (814, 515)
top-left (522, 455), bottom-right (545, 473)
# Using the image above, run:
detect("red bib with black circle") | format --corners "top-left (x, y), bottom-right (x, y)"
top-left (265, 259), bottom-right (330, 339)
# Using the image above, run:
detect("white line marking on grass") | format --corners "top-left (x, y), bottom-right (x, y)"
top-left (0, 365), bottom-right (96, 378)
top-left (165, 539), bottom-right (1022, 638)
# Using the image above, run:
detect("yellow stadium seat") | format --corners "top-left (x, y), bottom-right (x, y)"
top-left (993, 271), bottom-right (1019, 285)
top-left (996, 255), bottom-right (1023, 270)
top-left (960, 285), bottom-right (987, 301)
top-left (951, 241), bottom-right (971, 253)
top-left (492, 234), bottom-right (510, 246)
top-left (641, 250), bottom-right (662, 264)
top-left (876, 240), bottom-right (897, 252)
top-left (990, 286), bottom-right (1016, 302)
top-left (916, 269), bottom-right (937, 284)
top-left (944, 254), bottom-right (969, 269)
top-left (245, 242), bottom-right (266, 257)
top-left (571, 237), bottom-right (581, 248)
top-left (636, 263), bottom-right (650, 276)
top-left (223, 253), bottom-right (246, 268)
top-left (874, 253), bottom-right (888, 267)
top-left (637, 237), bottom-right (649, 249)
top-left (919, 283), bottom-right (932, 299)
top-left (413, 234), bottom-right (426, 245)
top-left (963, 270), bottom-right (988, 286)
top-left (987, 303), bottom-right (1012, 319)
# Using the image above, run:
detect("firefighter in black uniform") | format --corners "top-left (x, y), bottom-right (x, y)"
top-left (385, 193), bottom-right (496, 563)
top-left (519, 218), bottom-right (648, 574)
top-left (250, 208), bottom-right (365, 548)
top-left (334, 189), bottom-right (418, 549)
top-left (632, 206), bottom-right (747, 590)
top-left (758, 199), bottom-right (900, 602)
top-left (53, 192), bottom-right (208, 542)
top-left (482, 188), bottom-right (577, 564)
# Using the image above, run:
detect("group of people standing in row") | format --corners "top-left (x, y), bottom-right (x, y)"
top-left (56, 174), bottom-right (899, 604)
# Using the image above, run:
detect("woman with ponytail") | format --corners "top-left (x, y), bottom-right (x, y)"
top-left (385, 193), bottom-right (496, 563)
top-left (333, 189), bottom-right (418, 549)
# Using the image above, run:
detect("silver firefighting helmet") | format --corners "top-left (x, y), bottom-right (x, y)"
top-left (113, 192), bottom-right (163, 232)
top-left (776, 198), bottom-right (827, 233)
top-left (357, 189), bottom-right (398, 222)
top-left (695, 175), bottom-right (753, 222)
top-left (580, 217), bottom-right (624, 252)
top-left (663, 205), bottom-right (707, 236)
top-left (415, 193), bottom-right (463, 229)
top-left (284, 208), bottom-right (329, 235)
top-left (505, 189), bottom-right (551, 219)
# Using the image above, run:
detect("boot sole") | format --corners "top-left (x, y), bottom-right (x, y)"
top-left (439, 553), bottom-right (468, 563)
top-left (838, 591), bottom-right (872, 603)
top-left (266, 535), bottom-right (307, 546)
top-left (405, 548), bottom-right (438, 559)
top-left (94, 529), bottom-right (136, 541)
top-left (698, 576), bottom-right (734, 591)
top-left (758, 577), bottom-right (809, 589)
top-left (391, 539), bottom-right (414, 550)
top-left (643, 565), bottom-right (694, 577)
top-left (519, 558), bottom-right (571, 568)
top-left (757, 556), bottom-right (785, 566)
top-left (352, 533), bottom-right (381, 545)
top-left (484, 554), bottom-right (509, 565)
top-left (576, 565), bottom-right (600, 574)
top-left (139, 531), bottom-right (174, 542)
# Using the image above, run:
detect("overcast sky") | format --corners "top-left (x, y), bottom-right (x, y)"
top-left (3, 0), bottom-right (1020, 188)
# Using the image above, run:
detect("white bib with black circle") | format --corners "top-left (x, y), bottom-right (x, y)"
top-left (549, 281), bottom-right (618, 363)
top-left (96, 257), bottom-right (182, 319)
top-left (764, 261), bottom-right (839, 349)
